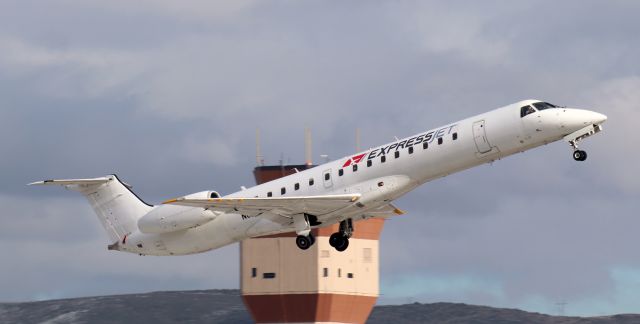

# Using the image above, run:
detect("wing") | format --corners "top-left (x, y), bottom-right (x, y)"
top-left (162, 194), bottom-right (361, 217)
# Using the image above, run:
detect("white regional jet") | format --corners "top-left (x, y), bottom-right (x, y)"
top-left (31, 100), bottom-right (607, 255)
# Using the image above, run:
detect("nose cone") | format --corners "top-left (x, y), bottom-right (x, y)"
top-left (559, 109), bottom-right (607, 132)
top-left (589, 111), bottom-right (607, 124)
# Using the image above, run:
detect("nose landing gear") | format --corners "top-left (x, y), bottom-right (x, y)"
top-left (572, 149), bottom-right (587, 161)
top-left (564, 124), bottom-right (603, 162)
top-left (569, 140), bottom-right (588, 162)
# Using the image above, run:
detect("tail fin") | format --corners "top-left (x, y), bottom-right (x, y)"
top-left (29, 174), bottom-right (153, 242)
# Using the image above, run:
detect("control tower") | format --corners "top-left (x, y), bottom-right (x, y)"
top-left (240, 130), bottom-right (384, 323)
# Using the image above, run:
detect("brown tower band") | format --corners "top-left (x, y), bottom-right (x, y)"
top-left (241, 164), bottom-right (384, 323)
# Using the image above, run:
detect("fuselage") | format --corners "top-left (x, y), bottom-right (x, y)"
top-left (121, 99), bottom-right (607, 256)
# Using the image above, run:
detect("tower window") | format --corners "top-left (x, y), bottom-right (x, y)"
top-left (251, 268), bottom-right (257, 278)
top-left (263, 272), bottom-right (276, 279)
top-left (323, 268), bottom-right (328, 277)
top-left (347, 273), bottom-right (354, 279)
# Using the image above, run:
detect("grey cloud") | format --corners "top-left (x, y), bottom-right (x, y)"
top-left (0, 0), bottom-right (639, 316)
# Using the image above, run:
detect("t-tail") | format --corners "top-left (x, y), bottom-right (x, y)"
top-left (28, 175), bottom-right (153, 245)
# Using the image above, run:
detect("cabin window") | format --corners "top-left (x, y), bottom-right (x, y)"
top-left (381, 155), bottom-right (386, 163)
top-left (394, 151), bottom-right (400, 159)
top-left (281, 187), bottom-right (286, 195)
top-left (338, 169), bottom-right (344, 176)
top-left (367, 160), bottom-right (372, 167)
top-left (324, 173), bottom-right (330, 181)
top-left (423, 142), bottom-right (429, 150)
top-left (438, 137), bottom-right (443, 145)
top-left (294, 183), bottom-right (300, 190)
top-left (267, 192), bottom-right (272, 197)
top-left (309, 178), bottom-right (314, 186)
top-left (353, 164), bottom-right (358, 172)
top-left (452, 133), bottom-right (458, 140)
top-left (263, 272), bottom-right (276, 279)
top-left (408, 146), bottom-right (414, 154)
top-left (251, 268), bottom-right (257, 278)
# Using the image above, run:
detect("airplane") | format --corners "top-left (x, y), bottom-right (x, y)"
top-left (30, 100), bottom-right (607, 255)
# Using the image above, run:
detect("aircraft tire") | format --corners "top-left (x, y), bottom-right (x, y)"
top-left (296, 235), bottom-right (312, 250)
top-left (329, 232), bottom-right (343, 247)
top-left (335, 237), bottom-right (349, 252)
top-left (573, 150), bottom-right (587, 161)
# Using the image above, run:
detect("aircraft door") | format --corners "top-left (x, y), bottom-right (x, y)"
top-left (472, 120), bottom-right (492, 153)
top-left (322, 169), bottom-right (333, 189)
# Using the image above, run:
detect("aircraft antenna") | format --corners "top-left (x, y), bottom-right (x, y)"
top-left (256, 128), bottom-right (264, 166)
top-left (355, 128), bottom-right (361, 153)
top-left (305, 127), bottom-right (313, 166)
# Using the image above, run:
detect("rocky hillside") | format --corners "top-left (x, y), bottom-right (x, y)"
top-left (1, 289), bottom-right (638, 324)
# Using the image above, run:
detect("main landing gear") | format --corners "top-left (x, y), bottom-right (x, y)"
top-left (329, 219), bottom-right (353, 252)
top-left (296, 233), bottom-right (316, 250)
top-left (294, 213), bottom-right (316, 250)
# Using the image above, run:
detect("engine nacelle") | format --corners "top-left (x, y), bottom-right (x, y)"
top-left (137, 190), bottom-right (220, 234)
top-left (181, 190), bottom-right (221, 199)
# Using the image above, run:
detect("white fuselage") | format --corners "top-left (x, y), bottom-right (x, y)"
top-left (119, 100), bottom-right (606, 256)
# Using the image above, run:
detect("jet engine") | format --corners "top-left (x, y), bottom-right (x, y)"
top-left (137, 190), bottom-right (220, 234)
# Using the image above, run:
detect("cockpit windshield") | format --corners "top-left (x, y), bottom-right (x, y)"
top-left (532, 102), bottom-right (558, 110)
top-left (520, 101), bottom-right (559, 118)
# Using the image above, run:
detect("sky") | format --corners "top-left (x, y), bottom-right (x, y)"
top-left (1, 0), bottom-right (639, 317)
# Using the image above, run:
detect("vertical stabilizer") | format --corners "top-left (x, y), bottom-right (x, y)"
top-left (29, 175), bottom-right (153, 243)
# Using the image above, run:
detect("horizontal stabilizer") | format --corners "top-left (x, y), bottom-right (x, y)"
top-left (28, 177), bottom-right (111, 186)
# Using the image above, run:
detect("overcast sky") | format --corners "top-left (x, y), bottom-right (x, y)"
top-left (1, 0), bottom-right (639, 317)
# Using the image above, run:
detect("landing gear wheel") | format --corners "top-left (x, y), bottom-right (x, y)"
top-left (335, 237), bottom-right (349, 252)
top-left (296, 234), bottom-right (313, 250)
top-left (573, 150), bottom-right (587, 161)
top-left (329, 232), bottom-right (343, 247)
top-left (308, 233), bottom-right (316, 246)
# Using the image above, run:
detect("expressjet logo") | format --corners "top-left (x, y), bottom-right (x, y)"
top-left (342, 124), bottom-right (458, 167)
top-left (342, 153), bottom-right (366, 168)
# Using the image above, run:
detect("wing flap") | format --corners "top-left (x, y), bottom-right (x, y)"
top-left (163, 194), bottom-right (361, 217)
